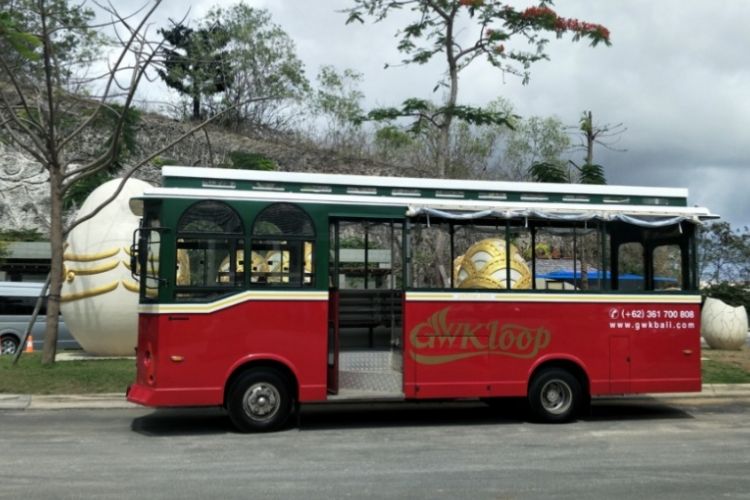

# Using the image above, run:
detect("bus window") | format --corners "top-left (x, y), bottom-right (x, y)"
top-left (334, 221), bottom-right (400, 290)
top-left (409, 221), bottom-right (450, 288)
top-left (175, 201), bottom-right (244, 300)
top-left (251, 203), bottom-right (315, 287)
top-left (653, 244), bottom-right (683, 290)
top-left (618, 242), bottom-right (645, 291)
top-left (452, 224), bottom-right (532, 290)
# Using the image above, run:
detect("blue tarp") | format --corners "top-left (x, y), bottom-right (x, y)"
top-left (538, 270), bottom-right (677, 283)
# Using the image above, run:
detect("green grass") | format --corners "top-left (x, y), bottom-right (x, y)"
top-left (702, 359), bottom-right (750, 384)
top-left (0, 353), bottom-right (135, 394)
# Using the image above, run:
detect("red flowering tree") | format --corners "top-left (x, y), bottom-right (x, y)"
top-left (345, 0), bottom-right (610, 178)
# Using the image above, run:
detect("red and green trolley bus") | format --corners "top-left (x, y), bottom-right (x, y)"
top-left (127, 166), bottom-right (715, 431)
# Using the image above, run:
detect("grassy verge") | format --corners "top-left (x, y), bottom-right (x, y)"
top-left (0, 353), bottom-right (135, 394)
top-left (701, 359), bottom-right (750, 384)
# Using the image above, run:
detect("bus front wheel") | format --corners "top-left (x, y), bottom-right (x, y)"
top-left (528, 368), bottom-right (582, 423)
top-left (227, 368), bottom-right (294, 432)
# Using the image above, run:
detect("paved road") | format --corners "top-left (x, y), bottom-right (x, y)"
top-left (1, 397), bottom-right (749, 499)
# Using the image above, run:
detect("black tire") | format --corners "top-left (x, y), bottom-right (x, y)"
top-left (1, 335), bottom-right (20, 356)
top-left (227, 369), bottom-right (294, 433)
top-left (528, 368), bottom-right (582, 423)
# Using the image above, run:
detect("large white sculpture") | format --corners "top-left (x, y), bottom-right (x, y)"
top-left (701, 297), bottom-right (748, 350)
top-left (60, 178), bottom-right (150, 355)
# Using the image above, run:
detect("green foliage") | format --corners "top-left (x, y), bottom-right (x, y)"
top-left (0, 0), bottom-right (101, 84)
top-left (576, 163), bottom-right (606, 184)
top-left (227, 151), bottom-right (276, 171)
top-left (375, 125), bottom-right (413, 151)
top-left (157, 21), bottom-right (233, 120)
top-left (529, 161), bottom-right (568, 183)
top-left (63, 105), bottom-right (141, 209)
top-left (202, 4), bottom-right (309, 129)
top-left (64, 171), bottom-right (111, 210)
top-left (702, 282), bottom-right (750, 311)
top-left (366, 99), bottom-right (515, 134)
top-left (0, 228), bottom-right (44, 241)
top-left (699, 222), bottom-right (750, 284)
top-left (0, 10), bottom-right (40, 59)
top-left (504, 115), bottom-right (570, 181)
top-left (313, 65), bottom-right (365, 125)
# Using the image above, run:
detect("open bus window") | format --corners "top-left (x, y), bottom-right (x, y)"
top-left (618, 242), bottom-right (645, 291)
top-left (533, 223), bottom-right (605, 291)
top-left (174, 201), bottom-right (244, 301)
top-left (452, 224), bottom-right (532, 290)
top-left (410, 221), bottom-right (451, 288)
top-left (332, 221), bottom-right (401, 290)
top-left (251, 203), bottom-right (315, 287)
top-left (653, 244), bottom-right (683, 290)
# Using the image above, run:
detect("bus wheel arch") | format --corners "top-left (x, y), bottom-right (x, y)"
top-left (224, 360), bottom-right (299, 433)
top-left (527, 359), bottom-right (590, 423)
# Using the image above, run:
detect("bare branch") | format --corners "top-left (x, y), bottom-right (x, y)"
top-left (57, 0), bottom-right (162, 152)
top-left (63, 96), bottom-right (274, 236)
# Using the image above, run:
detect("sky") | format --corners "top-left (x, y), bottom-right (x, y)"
top-left (119, 0), bottom-right (750, 228)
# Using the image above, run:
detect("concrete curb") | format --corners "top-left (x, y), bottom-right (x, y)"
top-left (0, 393), bottom-right (138, 410)
top-left (1, 385), bottom-right (750, 411)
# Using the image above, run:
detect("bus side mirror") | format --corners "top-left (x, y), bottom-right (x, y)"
top-left (131, 228), bottom-right (140, 281)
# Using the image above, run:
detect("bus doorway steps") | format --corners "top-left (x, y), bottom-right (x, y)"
top-left (338, 350), bottom-right (402, 395)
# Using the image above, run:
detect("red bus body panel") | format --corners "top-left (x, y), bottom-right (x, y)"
top-left (128, 294), bottom-right (701, 408)
top-left (403, 297), bottom-right (701, 399)
top-left (128, 299), bottom-right (328, 407)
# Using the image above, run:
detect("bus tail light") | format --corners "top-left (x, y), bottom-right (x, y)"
top-left (143, 344), bottom-right (156, 385)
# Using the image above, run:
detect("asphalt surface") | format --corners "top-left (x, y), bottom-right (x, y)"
top-left (1, 389), bottom-right (750, 499)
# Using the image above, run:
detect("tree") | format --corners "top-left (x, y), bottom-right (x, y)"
top-left (345, 0), bottom-right (610, 179)
top-left (569, 110), bottom-right (625, 184)
top-left (505, 115), bottom-right (570, 181)
top-left (0, 0), bottom-right (252, 364)
top-left (699, 222), bottom-right (750, 285)
top-left (157, 20), bottom-right (233, 120)
top-left (201, 4), bottom-right (309, 131)
top-left (309, 65), bottom-right (366, 151)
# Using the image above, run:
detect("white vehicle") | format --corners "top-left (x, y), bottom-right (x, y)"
top-left (0, 282), bottom-right (79, 355)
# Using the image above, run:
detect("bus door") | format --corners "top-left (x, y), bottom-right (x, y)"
top-left (328, 219), bottom-right (405, 396)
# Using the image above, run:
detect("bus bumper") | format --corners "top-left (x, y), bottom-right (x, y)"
top-left (126, 383), bottom-right (223, 407)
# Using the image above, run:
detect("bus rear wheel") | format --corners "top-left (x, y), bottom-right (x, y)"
top-left (528, 368), bottom-right (582, 423)
top-left (227, 368), bottom-right (294, 432)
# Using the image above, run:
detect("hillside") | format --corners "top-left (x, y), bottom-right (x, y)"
top-left (0, 110), bottom-right (406, 235)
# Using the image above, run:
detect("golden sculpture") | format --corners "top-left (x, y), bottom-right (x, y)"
top-left (214, 243), bottom-right (313, 284)
top-left (453, 238), bottom-right (532, 289)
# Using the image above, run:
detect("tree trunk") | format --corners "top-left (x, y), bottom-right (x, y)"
top-left (192, 95), bottom-right (201, 121)
top-left (41, 166), bottom-right (64, 364)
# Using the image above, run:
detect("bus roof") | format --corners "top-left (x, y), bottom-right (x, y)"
top-left (131, 166), bottom-right (717, 221)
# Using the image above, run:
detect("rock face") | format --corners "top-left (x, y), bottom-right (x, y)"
top-left (0, 143), bottom-right (50, 232)
top-left (701, 297), bottom-right (748, 350)
top-left (0, 112), bottom-right (406, 234)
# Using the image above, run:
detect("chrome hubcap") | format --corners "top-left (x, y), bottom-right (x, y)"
top-left (540, 380), bottom-right (572, 415)
top-left (242, 382), bottom-right (281, 422)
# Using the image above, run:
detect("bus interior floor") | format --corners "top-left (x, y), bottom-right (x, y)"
top-left (336, 350), bottom-right (403, 398)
